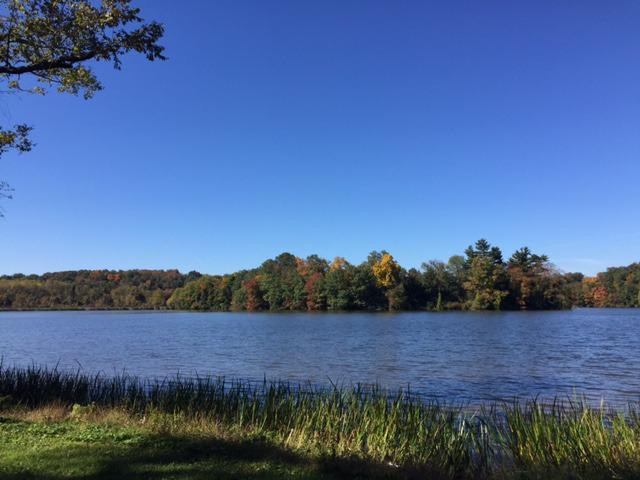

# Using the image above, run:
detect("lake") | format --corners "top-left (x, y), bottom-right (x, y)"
top-left (0, 308), bottom-right (639, 406)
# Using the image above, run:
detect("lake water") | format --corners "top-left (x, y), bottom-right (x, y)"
top-left (1, 309), bottom-right (639, 406)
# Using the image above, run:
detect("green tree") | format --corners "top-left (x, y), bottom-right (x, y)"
top-left (0, 0), bottom-right (165, 211)
top-left (387, 283), bottom-right (408, 310)
top-left (260, 253), bottom-right (306, 310)
top-left (508, 247), bottom-right (548, 271)
top-left (351, 263), bottom-right (385, 310)
top-left (447, 255), bottom-right (466, 279)
top-left (464, 256), bottom-right (508, 310)
top-left (403, 268), bottom-right (427, 310)
top-left (324, 264), bottom-right (354, 310)
top-left (421, 260), bottom-right (451, 308)
top-left (464, 239), bottom-right (503, 267)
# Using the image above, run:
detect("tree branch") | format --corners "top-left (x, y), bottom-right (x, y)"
top-left (0, 50), bottom-right (99, 74)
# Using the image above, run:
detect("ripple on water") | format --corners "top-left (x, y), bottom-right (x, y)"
top-left (0, 309), bottom-right (639, 407)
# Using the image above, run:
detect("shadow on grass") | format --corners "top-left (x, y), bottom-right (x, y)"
top-left (0, 427), bottom-right (418, 480)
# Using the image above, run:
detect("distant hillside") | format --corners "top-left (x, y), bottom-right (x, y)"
top-left (1, 243), bottom-right (638, 312)
top-left (0, 270), bottom-right (200, 310)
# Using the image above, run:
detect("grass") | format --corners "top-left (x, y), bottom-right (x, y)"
top-left (0, 413), bottom-right (340, 479)
top-left (1, 365), bottom-right (640, 479)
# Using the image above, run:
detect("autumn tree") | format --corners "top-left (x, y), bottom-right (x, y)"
top-left (372, 253), bottom-right (401, 289)
top-left (149, 289), bottom-right (165, 309)
top-left (330, 256), bottom-right (348, 272)
top-left (305, 254), bottom-right (329, 275)
top-left (260, 253), bottom-right (306, 310)
top-left (296, 255), bottom-right (329, 310)
top-left (580, 276), bottom-right (610, 308)
top-left (366, 250), bottom-right (388, 267)
top-left (305, 272), bottom-right (326, 311)
top-left (0, 0), bottom-right (165, 211)
top-left (591, 263), bottom-right (640, 307)
top-left (0, 269), bottom-right (185, 309)
top-left (592, 285), bottom-right (608, 307)
top-left (244, 277), bottom-right (267, 311)
top-left (506, 247), bottom-right (558, 309)
top-left (372, 253), bottom-right (405, 310)
top-left (5, 248), bottom-right (626, 312)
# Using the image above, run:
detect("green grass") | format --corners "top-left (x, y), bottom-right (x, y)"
top-left (0, 417), bottom-right (342, 480)
top-left (1, 365), bottom-right (640, 479)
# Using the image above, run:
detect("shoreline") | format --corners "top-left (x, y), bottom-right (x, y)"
top-left (1, 364), bottom-right (640, 479)
top-left (5, 306), bottom-right (634, 313)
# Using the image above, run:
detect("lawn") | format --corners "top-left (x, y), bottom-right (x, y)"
top-left (0, 415), bottom-right (357, 480)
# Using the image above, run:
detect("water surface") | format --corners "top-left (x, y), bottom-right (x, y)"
top-left (1, 309), bottom-right (639, 405)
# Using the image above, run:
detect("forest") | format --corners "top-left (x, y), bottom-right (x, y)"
top-left (1, 240), bottom-right (638, 311)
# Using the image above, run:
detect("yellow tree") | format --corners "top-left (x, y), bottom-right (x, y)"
top-left (372, 254), bottom-right (401, 288)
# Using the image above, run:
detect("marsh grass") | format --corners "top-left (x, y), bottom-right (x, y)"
top-left (1, 364), bottom-right (639, 479)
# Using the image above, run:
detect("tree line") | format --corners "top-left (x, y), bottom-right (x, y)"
top-left (0, 269), bottom-right (199, 310)
top-left (1, 240), bottom-right (638, 311)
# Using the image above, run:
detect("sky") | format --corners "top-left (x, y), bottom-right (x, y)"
top-left (1, 0), bottom-right (639, 276)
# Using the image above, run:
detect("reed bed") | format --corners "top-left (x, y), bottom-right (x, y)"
top-left (1, 364), bottom-right (639, 479)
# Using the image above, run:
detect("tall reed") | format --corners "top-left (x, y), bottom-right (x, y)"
top-left (1, 364), bottom-right (639, 479)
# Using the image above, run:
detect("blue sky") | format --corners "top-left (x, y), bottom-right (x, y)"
top-left (1, 0), bottom-right (639, 276)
